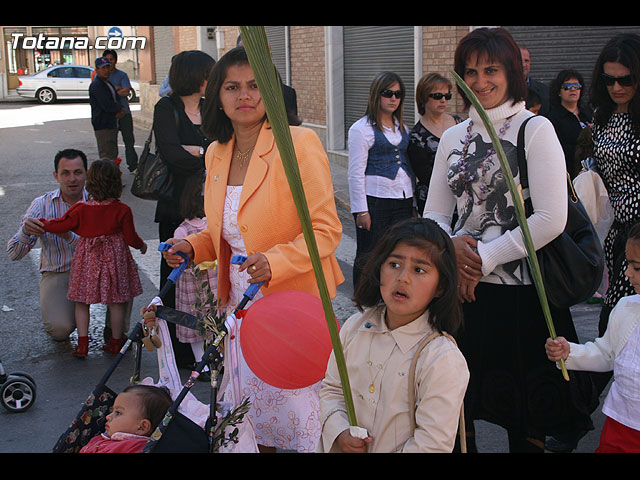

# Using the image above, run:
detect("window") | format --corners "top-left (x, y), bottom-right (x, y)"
top-left (48, 67), bottom-right (74, 78)
top-left (73, 67), bottom-right (92, 78)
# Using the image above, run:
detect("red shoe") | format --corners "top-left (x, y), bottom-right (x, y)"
top-left (73, 336), bottom-right (89, 358)
top-left (102, 337), bottom-right (124, 355)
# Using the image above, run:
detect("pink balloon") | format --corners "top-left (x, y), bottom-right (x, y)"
top-left (240, 290), bottom-right (337, 389)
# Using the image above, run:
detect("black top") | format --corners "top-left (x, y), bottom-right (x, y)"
top-left (546, 103), bottom-right (592, 178)
top-left (153, 94), bottom-right (212, 224)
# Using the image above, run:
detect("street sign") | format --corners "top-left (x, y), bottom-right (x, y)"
top-left (107, 27), bottom-right (123, 38)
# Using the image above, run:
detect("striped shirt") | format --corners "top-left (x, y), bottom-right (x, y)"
top-left (7, 188), bottom-right (89, 273)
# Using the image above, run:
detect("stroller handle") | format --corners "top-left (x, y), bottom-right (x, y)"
top-left (231, 254), bottom-right (263, 302)
top-left (158, 242), bottom-right (189, 284)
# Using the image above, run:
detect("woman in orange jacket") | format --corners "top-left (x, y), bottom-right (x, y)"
top-left (162, 46), bottom-right (344, 453)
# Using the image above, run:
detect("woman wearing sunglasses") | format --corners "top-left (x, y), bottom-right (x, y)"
top-left (348, 71), bottom-right (414, 288)
top-left (547, 69), bottom-right (593, 178)
top-left (408, 73), bottom-right (463, 215)
top-left (587, 32), bottom-right (640, 415)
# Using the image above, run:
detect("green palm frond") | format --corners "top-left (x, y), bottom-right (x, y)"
top-left (240, 26), bottom-right (358, 424)
top-left (451, 69), bottom-right (569, 381)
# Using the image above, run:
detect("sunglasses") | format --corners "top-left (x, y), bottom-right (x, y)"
top-left (561, 82), bottom-right (582, 91)
top-left (428, 92), bottom-right (452, 100)
top-left (381, 89), bottom-right (403, 99)
top-left (602, 73), bottom-right (635, 87)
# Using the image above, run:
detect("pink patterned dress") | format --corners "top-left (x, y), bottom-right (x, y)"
top-left (222, 185), bottom-right (321, 452)
top-left (65, 199), bottom-right (143, 304)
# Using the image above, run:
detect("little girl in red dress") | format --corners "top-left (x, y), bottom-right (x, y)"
top-left (41, 159), bottom-right (147, 357)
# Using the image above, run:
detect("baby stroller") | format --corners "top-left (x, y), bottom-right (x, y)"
top-left (0, 358), bottom-right (36, 413)
top-left (52, 245), bottom-right (259, 453)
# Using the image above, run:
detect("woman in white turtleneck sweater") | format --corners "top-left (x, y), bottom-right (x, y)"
top-left (424, 28), bottom-right (595, 453)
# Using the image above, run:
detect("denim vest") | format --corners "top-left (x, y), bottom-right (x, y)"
top-left (364, 125), bottom-right (415, 181)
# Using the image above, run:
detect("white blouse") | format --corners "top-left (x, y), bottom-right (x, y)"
top-left (347, 116), bottom-right (414, 214)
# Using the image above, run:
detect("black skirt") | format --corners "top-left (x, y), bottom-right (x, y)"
top-left (458, 281), bottom-right (596, 436)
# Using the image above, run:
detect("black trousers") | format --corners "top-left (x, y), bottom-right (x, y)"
top-left (159, 220), bottom-right (195, 367)
top-left (352, 195), bottom-right (414, 289)
top-left (118, 113), bottom-right (138, 172)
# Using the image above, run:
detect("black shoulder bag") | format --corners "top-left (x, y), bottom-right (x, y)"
top-left (517, 116), bottom-right (604, 309)
top-left (131, 105), bottom-right (179, 201)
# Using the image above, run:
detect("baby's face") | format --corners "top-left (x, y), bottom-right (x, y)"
top-left (105, 392), bottom-right (147, 437)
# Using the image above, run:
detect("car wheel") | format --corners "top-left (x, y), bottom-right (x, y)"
top-left (127, 90), bottom-right (137, 102)
top-left (36, 87), bottom-right (56, 104)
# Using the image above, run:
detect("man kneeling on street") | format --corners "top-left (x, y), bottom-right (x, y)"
top-left (7, 149), bottom-right (89, 341)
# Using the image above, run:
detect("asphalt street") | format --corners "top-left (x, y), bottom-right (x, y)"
top-left (0, 99), bottom-right (609, 454)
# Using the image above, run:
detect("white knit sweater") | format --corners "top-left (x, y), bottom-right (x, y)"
top-left (423, 100), bottom-right (567, 285)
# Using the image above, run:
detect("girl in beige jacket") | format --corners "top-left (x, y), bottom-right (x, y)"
top-left (319, 218), bottom-right (469, 452)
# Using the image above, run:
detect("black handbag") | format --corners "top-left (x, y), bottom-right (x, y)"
top-left (131, 106), bottom-right (179, 201)
top-left (517, 116), bottom-right (604, 309)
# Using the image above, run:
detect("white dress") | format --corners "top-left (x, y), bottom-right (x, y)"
top-left (221, 185), bottom-right (322, 452)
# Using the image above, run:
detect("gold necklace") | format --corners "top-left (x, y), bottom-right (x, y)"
top-left (366, 328), bottom-right (396, 394)
top-left (235, 147), bottom-right (252, 168)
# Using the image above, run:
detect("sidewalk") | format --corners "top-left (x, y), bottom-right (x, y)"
top-left (329, 159), bottom-right (351, 213)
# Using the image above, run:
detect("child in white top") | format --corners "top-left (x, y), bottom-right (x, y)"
top-left (546, 222), bottom-right (640, 452)
top-left (319, 217), bottom-right (469, 453)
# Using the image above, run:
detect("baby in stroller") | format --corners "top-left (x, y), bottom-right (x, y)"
top-left (79, 385), bottom-right (172, 453)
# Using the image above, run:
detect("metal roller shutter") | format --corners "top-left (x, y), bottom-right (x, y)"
top-left (153, 26), bottom-right (174, 85)
top-left (343, 26), bottom-right (415, 139)
top-left (504, 26), bottom-right (640, 105)
top-left (265, 26), bottom-right (288, 84)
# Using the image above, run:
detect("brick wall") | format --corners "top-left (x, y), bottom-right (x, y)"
top-left (290, 26), bottom-right (325, 126)
top-left (219, 26), bottom-right (240, 54)
top-left (175, 26), bottom-right (199, 52)
top-left (421, 26), bottom-right (469, 117)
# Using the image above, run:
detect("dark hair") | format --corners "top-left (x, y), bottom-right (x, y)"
top-left (102, 49), bottom-right (117, 61)
top-left (415, 72), bottom-right (452, 116)
top-left (54, 148), bottom-right (87, 172)
top-left (122, 385), bottom-right (172, 433)
top-left (180, 169), bottom-right (206, 220)
top-left (590, 33), bottom-right (640, 135)
top-left (574, 125), bottom-right (593, 168)
top-left (169, 50), bottom-right (216, 97)
top-left (85, 159), bottom-right (122, 201)
top-left (365, 71), bottom-right (406, 131)
top-left (549, 69), bottom-right (586, 107)
top-left (201, 46), bottom-right (264, 143)
top-left (353, 217), bottom-right (462, 335)
top-left (627, 222), bottom-right (640, 244)
top-left (526, 88), bottom-right (541, 110)
top-left (454, 27), bottom-right (528, 109)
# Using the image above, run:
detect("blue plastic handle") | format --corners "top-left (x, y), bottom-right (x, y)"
top-left (158, 242), bottom-right (189, 283)
top-left (231, 254), bottom-right (264, 301)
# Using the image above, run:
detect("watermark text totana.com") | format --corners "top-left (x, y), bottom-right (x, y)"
top-left (10, 33), bottom-right (146, 50)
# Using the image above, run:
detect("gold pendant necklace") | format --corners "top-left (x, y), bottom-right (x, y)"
top-left (367, 329), bottom-right (395, 394)
top-left (235, 147), bottom-right (252, 168)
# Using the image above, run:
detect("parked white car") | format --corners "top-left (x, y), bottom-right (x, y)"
top-left (16, 64), bottom-right (140, 104)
